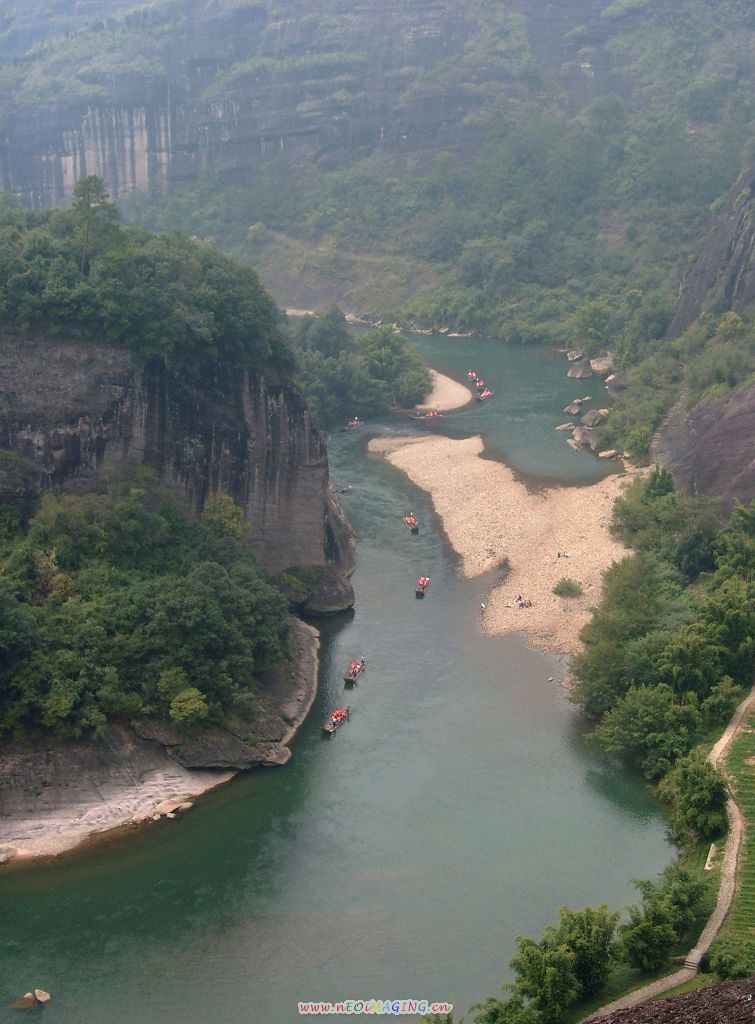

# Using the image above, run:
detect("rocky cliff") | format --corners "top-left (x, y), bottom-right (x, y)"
top-left (652, 386), bottom-right (755, 511)
top-left (668, 162), bottom-right (755, 340)
top-left (0, 325), bottom-right (355, 587)
top-left (0, 0), bottom-right (617, 208)
top-left (653, 161), bottom-right (755, 509)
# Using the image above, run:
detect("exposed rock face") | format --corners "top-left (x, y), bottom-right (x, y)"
top-left (0, 0), bottom-right (635, 209)
top-left (652, 385), bottom-right (755, 510)
top-left (0, 619), bottom-right (321, 858)
top-left (584, 972), bottom-right (755, 1023)
top-left (0, 326), bottom-right (354, 583)
top-left (668, 162), bottom-right (755, 339)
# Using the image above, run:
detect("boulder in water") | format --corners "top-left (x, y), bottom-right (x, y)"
top-left (555, 422), bottom-right (575, 431)
top-left (563, 401), bottom-right (582, 415)
top-left (598, 449), bottom-right (620, 459)
top-left (33, 991), bottom-right (51, 1005)
top-left (10, 993), bottom-right (37, 1010)
top-left (572, 426), bottom-right (599, 449)
top-left (303, 565), bottom-right (355, 616)
top-left (566, 349), bottom-right (584, 361)
top-left (567, 359), bottom-right (593, 380)
top-left (581, 408), bottom-right (606, 427)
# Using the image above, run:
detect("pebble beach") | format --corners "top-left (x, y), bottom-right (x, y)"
top-left (369, 433), bottom-right (639, 655)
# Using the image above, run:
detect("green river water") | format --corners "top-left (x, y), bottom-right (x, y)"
top-left (0, 340), bottom-right (672, 1023)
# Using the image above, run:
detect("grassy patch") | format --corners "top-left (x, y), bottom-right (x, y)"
top-left (553, 577), bottom-right (583, 597)
top-left (708, 709), bottom-right (755, 973)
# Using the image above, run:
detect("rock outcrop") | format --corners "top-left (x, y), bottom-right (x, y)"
top-left (584, 972), bottom-right (755, 1024)
top-left (668, 162), bottom-right (755, 340)
top-left (0, 0), bottom-right (643, 209)
top-left (567, 359), bottom-right (593, 380)
top-left (0, 325), bottom-right (354, 589)
top-left (0, 618), bottom-right (321, 858)
top-left (652, 385), bottom-right (755, 510)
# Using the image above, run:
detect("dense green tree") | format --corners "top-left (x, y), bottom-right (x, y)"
top-left (594, 684), bottom-right (699, 778)
top-left (619, 900), bottom-right (677, 973)
top-left (0, 484), bottom-right (288, 737)
top-left (549, 906), bottom-right (619, 998)
top-left (510, 937), bottom-right (578, 1024)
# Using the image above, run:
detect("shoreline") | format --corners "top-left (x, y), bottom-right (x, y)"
top-left (369, 434), bottom-right (638, 656)
top-left (0, 618), bottom-right (320, 865)
top-left (416, 369), bottom-right (473, 413)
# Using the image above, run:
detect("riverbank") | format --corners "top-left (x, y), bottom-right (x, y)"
top-left (0, 619), bottom-right (320, 864)
top-left (368, 434), bottom-right (637, 655)
top-left (416, 369), bottom-right (473, 413)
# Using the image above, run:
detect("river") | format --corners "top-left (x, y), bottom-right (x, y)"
top-left (0, 341), bottom-right (672, 1023)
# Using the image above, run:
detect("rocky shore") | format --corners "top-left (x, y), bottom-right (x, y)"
top-left (0, 619), bottom-right (320, 863)
top-left (369, 434), bottom-right (638, 655)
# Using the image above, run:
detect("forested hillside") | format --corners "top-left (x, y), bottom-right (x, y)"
top-left (3, 0), bottom-right (751, 460)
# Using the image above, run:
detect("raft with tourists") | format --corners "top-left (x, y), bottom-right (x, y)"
top-left (415, 575), bottom-right (431, 598)
top-left (410, 410), bottom-right (443, 421)
top-left (322, 706), bottom-right (350, 735)
top-left (344, 658), bottom-right (366, 685)
top-left (403, 513), bottom-right (419, 535)
top-left (466, 370), bottom-right (493, 401)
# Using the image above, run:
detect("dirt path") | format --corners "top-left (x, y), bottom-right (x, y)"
top-left (584, 682), bottom-right (755, 1019)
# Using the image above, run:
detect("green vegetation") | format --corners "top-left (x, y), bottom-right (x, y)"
top-left (116, 0), bottom-right (754, 456)
top-left (707, 708), bottom-right (755, 978)
top-left (553, 578), bottom-right (583, 598)
top-left (423, 865), bottom-right (708, 1024)
top-left (426, 477), bottom-right (752, 1023)
top-left (291, 306), bottom-right (431, 427)
top-left (573, 470), bottom-right (753, 784)
top-left (0, 477), bottom-right (288, 738)
top-left (0, 177), bottom-right (289, 370)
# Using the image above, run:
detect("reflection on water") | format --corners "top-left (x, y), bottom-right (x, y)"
top-left (0, 343), bottom-right (670, 1024)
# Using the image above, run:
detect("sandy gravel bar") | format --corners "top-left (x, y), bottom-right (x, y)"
top-left (369, 434), bottom-right (638, 655)
top-left (416, 370), bottom-right (473, 412)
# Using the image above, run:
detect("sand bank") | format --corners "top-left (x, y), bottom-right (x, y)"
top-left (369, 435), bottom-right (637, 655)
top-left (0, 621), bottom-right (319, 863)
top-left (416, 370), bottom-right (473, 413)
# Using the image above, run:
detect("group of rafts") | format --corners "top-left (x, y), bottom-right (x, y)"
top-left (321, 517), bottom-right (431, 733)
top-left (466, 369), bottom-right (493, 401)
top-left (325, 367), bottom-right (493, 732)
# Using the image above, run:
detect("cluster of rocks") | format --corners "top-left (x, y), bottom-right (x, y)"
top-left (11, 989), bottom-right (51, 1010)
top-left (558, 351), bottom-right (625, 458)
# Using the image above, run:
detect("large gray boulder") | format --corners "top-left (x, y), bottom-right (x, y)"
top-left (567, 359), bottom-right (593, 380)
top-left (303, 565), bottom-right (355, 616)
top-left (581, 408), bottom-right (607, 427)
top-left (572, 426), bottom-right (599, 450)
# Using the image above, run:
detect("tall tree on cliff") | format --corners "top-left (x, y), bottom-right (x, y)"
top-left (72, 175), bottom-right (119, 275)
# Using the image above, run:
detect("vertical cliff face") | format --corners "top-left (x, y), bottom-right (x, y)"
top-left (0, 0), bottom-right (626, 209)
top-left (668, 163), bottom-right (755, 339)
top-left (0, 326), bottom-right (355, 577)
top-left (652, 161), bottom-right (755, 510)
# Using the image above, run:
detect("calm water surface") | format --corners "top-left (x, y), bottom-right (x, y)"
top-left (0, 340), bottom-right (671, 1024)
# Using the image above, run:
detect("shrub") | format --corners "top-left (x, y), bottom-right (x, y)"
top-left (553, 577), bottom-right (583, 597)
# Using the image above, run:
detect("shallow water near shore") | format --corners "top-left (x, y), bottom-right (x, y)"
top-left (0, 342), bottom-right (671, 1023)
